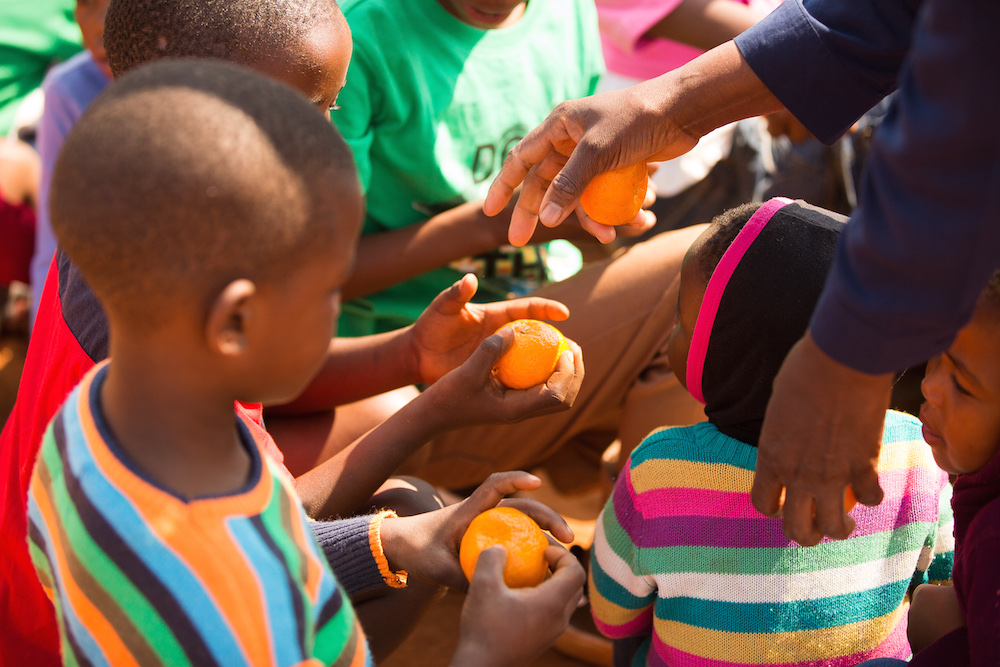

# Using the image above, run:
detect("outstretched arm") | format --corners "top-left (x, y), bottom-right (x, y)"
top-left (484, 41), bottom-right (781, 246)
top-left (295, 329), bottom-right (584, 518)
top-left (267, 274), bottom-right (573, 413)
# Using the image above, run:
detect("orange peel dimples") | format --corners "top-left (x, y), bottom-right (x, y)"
top-left (492, 319), bottom-right (571, 390)
top-left (579, 161), bottom-right (649, 226)
top-left (459, 506), bottom-right (550, 588)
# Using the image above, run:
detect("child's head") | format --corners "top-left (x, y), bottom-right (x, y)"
top-left (50, 59), bottom-right (362, 404)
top-left (77, 0), bottom-right (113, 79)
top-left (667, 198), bottom-right (846, 444)
top-left (920, 270), bottom-right (1000, 475)
top-left (104, 0), bottom-right (352, 113)
top-left (436, 0), bottom-right (527, 29)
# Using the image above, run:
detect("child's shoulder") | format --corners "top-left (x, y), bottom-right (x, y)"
top-left (42, 50), bottom-right (106, 94)
top-left (631, 421), bottom-right (757, 472)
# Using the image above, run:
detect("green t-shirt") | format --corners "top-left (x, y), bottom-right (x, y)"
top-left (0, 0), bottom-right (82, 136)
top-left (334, 0), bottom-right (603, 336)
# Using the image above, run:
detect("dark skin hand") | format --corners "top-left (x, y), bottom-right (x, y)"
top-left (752, 333), bottom-right (894, 545)
top-left (378, 471), bottom-right (585, 667)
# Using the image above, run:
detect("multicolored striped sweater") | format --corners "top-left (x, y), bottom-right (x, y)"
top-left (590, 410), bottom-right (954, 667)
top-left (27, 363), bottom-right (372, 666)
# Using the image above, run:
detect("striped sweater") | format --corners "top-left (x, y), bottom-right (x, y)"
top-left (27, 363), bottom-right (372, 667)
top-left (590, 410), bottom-right (954, 667)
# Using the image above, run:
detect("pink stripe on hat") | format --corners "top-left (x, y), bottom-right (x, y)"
top-left (686, 197), bottom-right (792, 404)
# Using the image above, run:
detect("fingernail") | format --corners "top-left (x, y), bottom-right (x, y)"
top-left (540, 203), bottom-right (562, 226)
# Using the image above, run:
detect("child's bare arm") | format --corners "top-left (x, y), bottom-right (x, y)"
top-left (908, 583), bottom-right (964, 654)
top-left (266, 274), bottom-right (572, 414)
top-left (340, 196), bottom-right (638, 302)
top-left (645, 0), bottom-right (763, 52)
top-left (294, 331), bottom-right (584, 518)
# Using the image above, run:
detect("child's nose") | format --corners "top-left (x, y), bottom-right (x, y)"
top-left (920, 362), bottom-right (944, 405)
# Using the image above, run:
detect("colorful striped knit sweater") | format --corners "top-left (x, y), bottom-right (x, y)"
top-left (589, 410), bottom-right (954, 667)
top-left (27, 364), bottom-right (372, 666)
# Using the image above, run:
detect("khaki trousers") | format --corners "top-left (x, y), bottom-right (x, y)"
top-left (410, 224), bottom-right (708, 493)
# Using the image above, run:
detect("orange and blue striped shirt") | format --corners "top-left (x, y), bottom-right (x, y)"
top-left (27, 363), bottom-right (371, 667)
top-left (590, 410), bottom-right (953, 667)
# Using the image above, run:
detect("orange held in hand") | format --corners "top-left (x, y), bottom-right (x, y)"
top-left (579, 161), bottom-right (649, 226)
top-left (492, 319), bottom-right (570, 390)
top-left (460, 506), bottom-right (549, 588)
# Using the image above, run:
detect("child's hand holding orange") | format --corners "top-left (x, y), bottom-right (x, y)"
top-left (377, 471), bottom-right (579, 591)
top-left (417, 317), bottom-right (583, 432)
top-left (409, 274), bottom-right (571, 385)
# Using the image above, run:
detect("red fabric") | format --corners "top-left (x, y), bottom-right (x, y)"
top-left (0, 192), bottom-right (35, 285)
top-left (0, 257), bottom-right (288, 664)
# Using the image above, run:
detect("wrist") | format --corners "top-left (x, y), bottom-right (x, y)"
top-left (369, 511), bottom-right (408, 588)
top-left (802, 331), bottom-right (895, 388)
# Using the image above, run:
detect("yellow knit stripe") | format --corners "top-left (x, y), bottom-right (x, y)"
top-left (652, 605), bottom-right (904, 662)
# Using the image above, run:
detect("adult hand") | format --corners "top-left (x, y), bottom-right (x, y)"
top-left (410, 274), bottom-right (570, 384)
top-left (379, 471), bottom-right (578, 591)
top-left (483, 42), bottom-right (783, 247)
top-left (484, 81), bottom-right (698, 248)
top-left (450, 546), bottom-right (585, 667)
top-left (752, 332), bottom-right (894, 546)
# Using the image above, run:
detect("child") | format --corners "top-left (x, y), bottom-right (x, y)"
top-left (29, 58), bottom-right (585, 666)
top-left (588, 198), bottom-right (954, 665)
top-left (30, 0), bottom-right (112, 325)
top-left (0, 136), bottom-right (39, 332)
top-left (331, 0), bottom-right (707, 494)
top-left (0, 0), bottom-right (585, 662)
top-left (897, 269), bottom-right (1000, 665)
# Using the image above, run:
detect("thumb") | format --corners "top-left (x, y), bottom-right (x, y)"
top-left (538, 154), bottom-right (601, 228)
top-left (468, 327), bottom-right (513, 374)
top-left (430, 273), bottom-right (479, 316)
top-left (471, 546), bottom-right (510, 589)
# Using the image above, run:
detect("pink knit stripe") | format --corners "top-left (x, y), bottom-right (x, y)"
top-left (648, 614), bottom-right (910, 667)
top-left (686, 197), bottom-right (792, 404)
top-left (632, 466), bottom-right (934, 519)
top-left (592, 611), bottom-right (652, 639)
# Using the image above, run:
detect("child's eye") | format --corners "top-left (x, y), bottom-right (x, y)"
top-left (951, 373), bottom-right (972, 396)
top-left (329, 101), bottom-right (342, 113)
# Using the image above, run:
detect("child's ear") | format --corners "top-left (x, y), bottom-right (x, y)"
top-left (207, 279), bottom-right (257, 358)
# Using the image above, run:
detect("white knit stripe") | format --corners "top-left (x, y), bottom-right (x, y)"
top-left (650, 547), bottom-right (924, 603)
top-left (592, 517), bottom-right (657, 599)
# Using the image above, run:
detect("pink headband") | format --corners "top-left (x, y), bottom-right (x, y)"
top-left (686, 197), bottom-right (792, 404)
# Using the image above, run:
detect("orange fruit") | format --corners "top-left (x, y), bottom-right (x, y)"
top-left (579, 161), bottom-right (649, 226)
top-left (492, 319), bottom-right (570, 390)
top-left (460, 506), bottom-right (549, 588)
top-left (777, 487), bottom-right (857, 514)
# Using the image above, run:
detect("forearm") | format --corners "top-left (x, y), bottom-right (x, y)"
top-left (645, 0), bottom-right (764, 52)
top-left (641, 40), bottom-right (783, 156)
top-left (341, 201), bottom-right (507, 302)
top-left (267, 329), bottom-right (418, 414)
top-left (294, 390), bottom-right (450, 518)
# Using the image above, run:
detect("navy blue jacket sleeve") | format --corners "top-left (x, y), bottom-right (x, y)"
top-left (736, 0), bottom-right (1000, 373)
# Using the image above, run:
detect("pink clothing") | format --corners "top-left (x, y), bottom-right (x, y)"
top-left (596, 0), bottom-right (779, 81)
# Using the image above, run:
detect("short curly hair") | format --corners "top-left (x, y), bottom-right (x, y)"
top-left (51, 59), bottom-right (359, 329)
top-left (104, 0), bottom-right (342, 78)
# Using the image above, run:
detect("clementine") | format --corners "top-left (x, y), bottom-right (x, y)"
top-left (460, 506), bottom-right (549, 588)
top-left (579, 161), bottom-right (648, 226)
top-left (492, 319), bottom-right (570, 390)
top-left (778, 486), bottom-right (858, 513)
